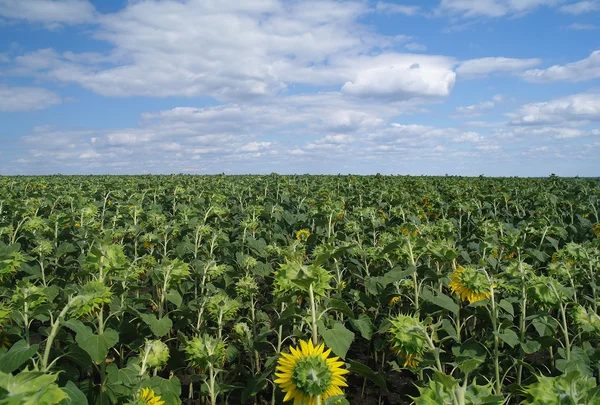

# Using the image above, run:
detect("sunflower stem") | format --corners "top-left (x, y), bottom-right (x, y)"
top-left (309, 283), bottom-right (318, 345)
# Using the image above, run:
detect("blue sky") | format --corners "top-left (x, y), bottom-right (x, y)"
top-left (0, 0), bottom-right (599, 176)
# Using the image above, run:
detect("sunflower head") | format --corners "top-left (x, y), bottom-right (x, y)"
top-left (448, 266), bottom-right (491, 304)
top-left (388, 296), bottom-right (400, 306)
top-left (126, 387), bottom-right (165, 405)
top-left (592, 223), bottom-right (600, 238)
top-left (185, 334), bottom-right (226, 372)
top-left (207, 293), bottom-right (240, 322)
top-left (275, 340), bottom-right (349, 404)
top-left (144, 340), bottom-right (170, 369)
top-left (70, 280), bottom-right (112, 318)
top-left (296, 229), bottom-right (311, 242)
top-left (388, 314), bottom-right (428, 369)
top-left (527, 275), bottom-right (564, 308)
top-left (572, 305), bottom-right (600, 336)
top-left (235, 275), bottom-right (260, 299)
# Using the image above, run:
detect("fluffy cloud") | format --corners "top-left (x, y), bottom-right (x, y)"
top-left (521, 50), bottom-right (600, 82)
top-left (457, 57), bottom-right (541, 78)
top-left (508, 92), bottom-right (600, 125)
top-left (0, 0), bottom-right (95, 26)
top-left (6, 1), bottom-right (456, 102)
top-left (564, 23), bottom-right (598, 30)
top-left (341, 54), bottom-right (456, 100)
top-left (0, 85), bottom-right (61, 111)
top-left (436, 0), bottom-right (559, 18)
top-left (375, 2), bottom-right (420, 15)
top-left (558, 1), bottom-right (600, 14)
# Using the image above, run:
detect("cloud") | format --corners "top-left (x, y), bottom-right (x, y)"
top-left (375, 2), bottom-right (420, 15)
top-left (6, 1), bottom-right (456, 102)
top-left (508, 92), bottom-right (600, 125)
top-left (454, 101), bottom-right (495, 117)
top-left (436, 0), bottom-right (560, 18)
top-left (341, 54), bottom-right (456, 100)
top-left (457, 57), bottom-right (542, 78)
top-left (0, 0), bottom-right (95, 26)
top-left (564, 23), bottom-right (598, 30)
top-left (404, 42), bottom-right (428, 52)
top-left (0, 85), bottom-right (61, 111)
top-left (558, 1), bottom-right (600, 14)
top-left (522, 50), bottom-right (600, 82)
top-left (452, 132), bottom-right (484, 142)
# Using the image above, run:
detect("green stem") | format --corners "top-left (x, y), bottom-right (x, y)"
top-left (309, 284), bottom-right (318, 345)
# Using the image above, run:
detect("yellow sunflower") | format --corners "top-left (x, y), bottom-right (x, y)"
top-left (126, 387), bottom-right (165, 405)
top-left (275, 340), bottom-right (349, 405)
top-left (449, 266), bottom-right (491, 304)
top-left (388, 296), bottom-right (400, 306)
top-left (593, 223), bottom-right (600, 238)
top-left (296, 229), bottom-right (311, 242)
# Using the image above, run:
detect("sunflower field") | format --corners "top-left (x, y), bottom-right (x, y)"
top-left (1, 174), bottom-right (600, 405)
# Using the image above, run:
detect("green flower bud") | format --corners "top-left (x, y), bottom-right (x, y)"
top-left (185, 334), bottom-right (226, 371)
top-left (145, 340), bottom-right (170, 369)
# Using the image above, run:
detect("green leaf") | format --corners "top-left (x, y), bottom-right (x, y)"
top-left (75, 328), bottom-right (119, 365)
top-left (349, 314), bottom-right (373, 340)
top-left (60, 381), bottom-right (88, 405)
top-left (421, 289), bottom-right (459, 315)
top-left (0, 340), bottom-right (39, 373)
top-left (165, 290), bottom-right (182, 308)
top-left (382, 265), bottom-right (415, 285)
top-left (328, 299), bottom-right (354, 318)
top-left (324, 396), bottom-right (350, 405)
top-left (496, 329), bottom-right (519, 348)
top-left (521, 340), bottom-right (541, 355)
top-left (498, 300), bottom-right (514, 317)
top-left (140, 314), bottom-right (173, 337)
top-left (142, 376), bottom-right (181, 405)
top-left (321, 323), bottom-right (354, 359)
top-left (347, 360), bottom-right (387, 390)
top-left (240, 374), bottom-right (268, 403)
top-left (457, 359), bottom-right (483, 374)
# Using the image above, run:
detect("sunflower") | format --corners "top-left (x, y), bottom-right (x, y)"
top-left (275, 340), bottom-right (349, 405)
top-left (388, 314), bottom-right (428, 369)
top-left (296, 229), bottom-right (311, 242)
top-left (448, 266), bottom-right (491, 304)
top-left (388, 296), bottom-right (400, 306)
top-left (126, 387), bottom-right (165, 405)
top-left (593, 223), bottom-right (600, 238)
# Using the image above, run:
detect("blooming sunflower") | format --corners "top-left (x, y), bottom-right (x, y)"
top-left (593, 223), bottom-right (600, 238)
top-left (126, 387), bottom-right (165, 405)
top-left (275, 340), bottom-right (349, 405)
top-left (296, 229), bottom-right (311, 242)
top-left (388, 314), bottom-right (428, 369)
top-left (388, 296), bottom-right (400, 306)
top-left (448, 266), bottom-right (491, 304)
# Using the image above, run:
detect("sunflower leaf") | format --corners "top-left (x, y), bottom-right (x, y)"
top-left (321, 322), bottom-right (354, 360)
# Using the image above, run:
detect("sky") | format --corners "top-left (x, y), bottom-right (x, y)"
top-left (0, 0), bottom-right (599, 176)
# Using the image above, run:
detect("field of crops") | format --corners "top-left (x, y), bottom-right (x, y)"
top-left (1, 174), bottom-right (599, 405)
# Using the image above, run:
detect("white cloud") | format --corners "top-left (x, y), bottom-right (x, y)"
top-left (457, 57), bottom-right (542, 78)
top-left (452, 132), bottom-right (484, 142)
top-left (436, 0), bottom-right (560, 18)
top-left (405, 42), bottom-right (428, 52)
top-left (558, 1), bottom-right (600, 14)
top-left (0, 0), bottom-right (95, 26)
top-left (565, 23), bottom-right (598, 30)
top-left (454, 101), bottom-right (495, 116)
top-left (341, 54), bottom-right (456, 100)
top-left (375, 2), bottom-right (420, 15)
top-left (508, 92), bottom-right (600, 125)
top-left (522, 50), bottom-right (600, 82)
top-left (0, 85), bottom-right (61, 111)
top-left (7, 1), bottom-right (457, 102)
